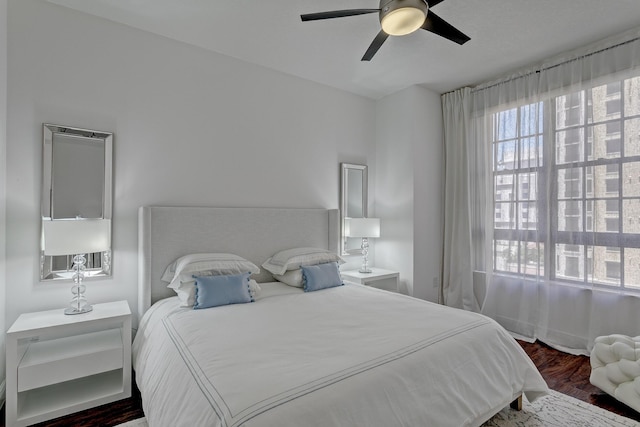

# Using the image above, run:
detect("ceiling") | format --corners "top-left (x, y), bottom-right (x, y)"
top-left (47, 0), bottom-right (640, 99)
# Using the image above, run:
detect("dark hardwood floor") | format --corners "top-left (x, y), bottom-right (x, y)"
top-left (518, 340), bottom-right (640, 423)
top-left (2, 339), bottom-right (639, 426)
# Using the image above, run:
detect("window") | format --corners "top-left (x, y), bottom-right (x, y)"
top-left (606, 261), bottom-right (621, 280)
top-left (564, 256), bottom-right (580, 278)
top-left (491, 76), bottom-right (640, 291)
top-left (492, 103), bottom-right (544, 276)
top-left (606, 178), bottom-right (619, 194)
top-left (605, 218), bottom-right (620, 232)
top-left (606, 199), bottom-right (619, 213)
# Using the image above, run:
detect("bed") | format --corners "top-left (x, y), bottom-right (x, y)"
top-left (133, 206), bottom-right (548, 427)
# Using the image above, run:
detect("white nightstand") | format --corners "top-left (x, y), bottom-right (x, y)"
top-left (5, 300), bottom-right (132, 427)
top-left (341, 268), bottom-right (400, 292)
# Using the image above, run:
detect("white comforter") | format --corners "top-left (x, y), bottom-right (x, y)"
top-left (133, 283), bottom-right (548, 427)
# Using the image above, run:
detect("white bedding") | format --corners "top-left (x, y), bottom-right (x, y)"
top-left (133, 283), bottom-right (548, 427)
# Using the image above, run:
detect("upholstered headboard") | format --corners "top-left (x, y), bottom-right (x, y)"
top-left (138, 206), bottom-right (340, 316)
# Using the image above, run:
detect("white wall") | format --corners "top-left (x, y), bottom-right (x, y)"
top-left (412, 87), bottom-right (443, 302)
top-left (0, 0), bottom-right (7, 406)
top-left (374, 85), bottom-right (442, 302)
top-left (6, 0), bottom-right (375, 326)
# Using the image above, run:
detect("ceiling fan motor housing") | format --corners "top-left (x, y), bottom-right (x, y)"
top-left (379, 0), bottom-right (428, 36)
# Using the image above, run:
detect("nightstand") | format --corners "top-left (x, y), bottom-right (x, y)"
top-left (341, 268), bottom-right (400, 292)
top-left (5, 300), bottom-right (132, 427)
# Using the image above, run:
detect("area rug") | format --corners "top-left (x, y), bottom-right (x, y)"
top-left (115, 390), bottom-right (639, 427)
top-left (483, 390), bottom-right (639, 427)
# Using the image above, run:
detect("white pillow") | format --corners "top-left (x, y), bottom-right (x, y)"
top-left (272, 269), bottom-right (304, 288)
top-left (162, 253), bottom-right (260, 307)
top-left (262, 247), bottom-right (344, 276)
top-left (175, 277), bottom-right (261, 308)
top-left (162, 253), bottom-right (259, 284)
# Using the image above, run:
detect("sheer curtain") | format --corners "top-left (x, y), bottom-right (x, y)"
top-left (442, 29), bottom-right (640, 355)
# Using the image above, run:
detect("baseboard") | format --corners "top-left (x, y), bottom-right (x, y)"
top-left (0, 379), bottom-right (5, 410)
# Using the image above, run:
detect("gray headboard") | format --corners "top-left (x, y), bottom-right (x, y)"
top-left (138, 206), bottom-right (340, 316)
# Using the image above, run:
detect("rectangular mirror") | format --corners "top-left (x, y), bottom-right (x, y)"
top-left (340, 163), bottom-right (368, 255)
top-left (41, 124), bottom-right (113, 281)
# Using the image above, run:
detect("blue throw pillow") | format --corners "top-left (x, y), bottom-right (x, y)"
top-left (192, 272), bottom-right (253, 309)
top-left (301, 262), bottom-right (344, 292)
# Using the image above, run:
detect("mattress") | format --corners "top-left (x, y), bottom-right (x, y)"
top-left (132, 282), bottom-right (548, 427)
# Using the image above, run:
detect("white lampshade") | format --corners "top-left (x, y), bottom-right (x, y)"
top-left (346, 218), bottom-right (380, 238)
top-left (42, 219), bottom-right (111, 256)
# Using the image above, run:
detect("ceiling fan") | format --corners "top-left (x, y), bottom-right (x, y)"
top-left (301, 0), bottom-right (470, 61)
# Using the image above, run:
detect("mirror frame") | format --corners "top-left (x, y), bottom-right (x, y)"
top-left (340, 163), bottom-right (368, 256)
top-left (41, 123), bottom-right (113, 281)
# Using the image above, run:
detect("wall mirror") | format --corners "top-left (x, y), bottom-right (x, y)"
top-left (340, 163), bottom-right (368, 255)
top-left (41, 124), bottom-right (113, 281)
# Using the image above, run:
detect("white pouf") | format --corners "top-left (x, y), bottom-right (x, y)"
top-left (590, 334), bottom-right (640, 412)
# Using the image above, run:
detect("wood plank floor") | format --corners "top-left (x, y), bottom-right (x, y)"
top-left (2, 339), bottom-right (639, 426)
top-left (518, 340), bottom-right (640, 422)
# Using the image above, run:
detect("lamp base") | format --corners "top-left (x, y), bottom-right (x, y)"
top-left (358, 268), bottom-right (372, 274)
top-left (64, 305), bottom-right (93, 315)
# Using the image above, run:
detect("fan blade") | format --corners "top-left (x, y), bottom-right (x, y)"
top-left (428, 0), bottom-right (446, 7)
top-left (301, 9), bottom-right (379, 22)
top-left (361, 30), bottom-right (389, 61)
top-left (421, 11), bottom-right (470, 45)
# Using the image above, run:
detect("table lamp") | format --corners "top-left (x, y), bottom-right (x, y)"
top-left (42, 218), bottom-right (111, 314)
top-left (345, 217), bottom-right (380, 273)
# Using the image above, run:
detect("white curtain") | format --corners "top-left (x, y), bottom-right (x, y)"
top-left (442, 28), bottom-right (640, 355)
top-left (442, 87), bottom-right (481, 311)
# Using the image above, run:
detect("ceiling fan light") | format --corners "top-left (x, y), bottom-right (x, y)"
top-left (381, 7), bottom-right (426, 36)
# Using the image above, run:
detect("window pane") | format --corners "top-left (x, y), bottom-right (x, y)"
top-left (624, 248), bottom-right (640, 289)
top-left (623, 162), bottom-right (640, 197)
top-left (589, 245), bottom-right (621, 286)
top-left (495, 240), bottom-right (519, 273)
top-left (588, 84), bottom-right (621, 122)
top-left (521, 136), bottom-right (543, 168)
top-left (623, 199), bottom-right (640, 234)
top-left (625, 118), bottom-right (640, 157)
top-left (495, 175), bottom-right (514, 200)
top-left (556, 244), bottom-right (584, 281)
top-left (518, 202), bottom-right (537, 230)
top-left (520, 102), bottom-right (543, 136)
top-left (556, 93), bottom-right (584, 129)
top-left (495, 141), bottom-right (517, 171)
top-left (494, 203), bottom-right (515, 229)
top-left (495, 109), bottom-right (518, 140)
top-left (557, 168), bottom-right (582, 199)
top-left (521, 242), bottom-right (544, 276)
top-left (595, 200), bottom-right (619, 233)
top-left (588, 123), bottom-right (621, 160)
top-left (518, 173), bottom-right (537, 200)
top-left (587, 165), bottom-right (619, 198)
top-left (556, 128), bottom-right (584, 164)
top-left (557, 200), bottom-right (582, 232)
top-left (494, 240), bottom-right (544, 275)
top-left (624, 76), bottom-right (640, 116)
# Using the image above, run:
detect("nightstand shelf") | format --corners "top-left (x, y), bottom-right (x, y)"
top-left (18, 370), bottom-right (123, 422)
top-left (6, 301), bottom-right (132, 427)
top-left (341, 268), bottom-right (400, 292)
